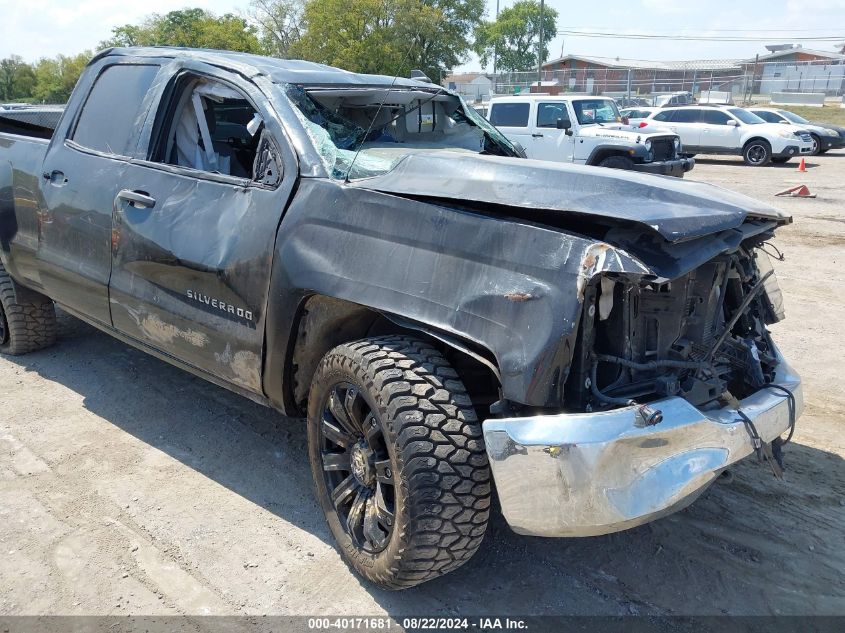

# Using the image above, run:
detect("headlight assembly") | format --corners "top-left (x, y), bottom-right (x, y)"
top-left (777, 130), bottom-right (797, 139)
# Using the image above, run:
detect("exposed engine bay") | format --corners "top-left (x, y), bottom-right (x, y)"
top-left (567, 244), bottom-right (786, 413)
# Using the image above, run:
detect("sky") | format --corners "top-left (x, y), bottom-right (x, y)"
top-left (1, 0), bottom-right (844, 66)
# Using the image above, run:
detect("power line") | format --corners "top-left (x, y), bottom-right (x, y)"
top-left (556, 27), bottom-right (844, 33)
top-left (555, 30), bottom-right (845, 42)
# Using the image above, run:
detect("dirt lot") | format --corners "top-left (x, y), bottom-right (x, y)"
top-left (2, 153), bottom-right (844, 620)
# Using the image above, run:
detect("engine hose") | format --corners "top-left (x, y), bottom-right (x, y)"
top-left (590, 361), bottom-right (664, 425)
top-left (590, 361), bottom-right (634, 406)
top-left (594, 354), bottom-right (707, 371)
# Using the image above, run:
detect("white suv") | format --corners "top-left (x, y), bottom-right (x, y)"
top-left (488, 95), bottom-right (693, 176)
top-left (645, 105), bottom-right (814, 166)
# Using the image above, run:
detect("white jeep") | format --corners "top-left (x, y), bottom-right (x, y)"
top-left (488, 95), bottom-right (694, 177)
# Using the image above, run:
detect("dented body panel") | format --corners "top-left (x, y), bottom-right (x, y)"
top-left (0, 48), bottom-right (803, 545)
top-left (0, 47), bottom-right (793, 412)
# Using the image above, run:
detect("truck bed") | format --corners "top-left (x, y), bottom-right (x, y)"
top-left (0, 130), bottom-right (50, 288)
top-left (0, 106), bottom-right (63, 140)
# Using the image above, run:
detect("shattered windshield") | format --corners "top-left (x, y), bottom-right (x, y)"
top-left (285, 84), bottom-right (517, 180)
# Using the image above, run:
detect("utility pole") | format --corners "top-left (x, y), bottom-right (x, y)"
top-left (537, 0), bottom-right (545, 90)
top-left (492, 0), bottom-right (500, 79)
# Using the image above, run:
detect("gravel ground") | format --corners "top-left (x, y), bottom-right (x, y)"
top-left (1, 152), bottom-right (844, 620)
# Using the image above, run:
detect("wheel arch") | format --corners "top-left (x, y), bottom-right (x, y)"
top-left (282, 294), bottom-right (502, 417)
top-left (742, 136), bottom-right (772, 151)
top-left (586, 144), bottom-right (639, 166)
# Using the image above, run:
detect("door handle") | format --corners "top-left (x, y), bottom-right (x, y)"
top-left (532, 133), bottom-right (544, 138)
top-left (116, 189), bottom-right (156, 209)
top-left (42, 170), bottom-right (66, 185)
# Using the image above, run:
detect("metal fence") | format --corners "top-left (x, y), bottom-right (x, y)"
top-left (449, 58), bottom-right (845, 105)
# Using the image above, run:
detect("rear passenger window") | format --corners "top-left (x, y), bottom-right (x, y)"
top-left (671, 109), bottom-right (701, 123)
top-left (72, 64), bottom-right (160, 155)
top-left (701, 110), bottom-right (732, 125)
top-left (537, 103), bottom-right (569, 128)
top-left (489, 102), bottom-right (530, 127)
top-left (652, 111), bottom-right (673, 122)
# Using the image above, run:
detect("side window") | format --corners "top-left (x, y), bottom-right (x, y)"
top-left (671, 109), bottom-right (701, 123)
top-left (652, 111), bottom-right (673, 122)
top-left (489, 102), bottom-right (530, 127)
top-left (754, 111), bottom-right (780, 123)
top-left (701, 110), bottom-right (732, 125)
top-left (72, 64), bottom-right (160, 155)
top-left (150, 75), bottom-right (281, 185)
top-left (536, 103), bottom-right (570, 128)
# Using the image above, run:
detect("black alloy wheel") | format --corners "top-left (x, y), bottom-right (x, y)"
top-left (317, 383), bottom-right (395, 553)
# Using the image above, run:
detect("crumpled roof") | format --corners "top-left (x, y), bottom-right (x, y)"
top-left (100, 47), bottom-right (436, 88)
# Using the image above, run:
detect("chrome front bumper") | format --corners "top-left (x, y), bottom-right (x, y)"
top-left (482, 349), bottom-right (802, 537)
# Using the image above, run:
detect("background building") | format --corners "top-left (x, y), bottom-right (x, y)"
top-left (445, 45), bottom-right (845, 102)
top-left (442, 73), bottom-right (493, 103)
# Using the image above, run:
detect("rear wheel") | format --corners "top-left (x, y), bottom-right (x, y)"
top-left (0, 264), bottom-right (56, 355)
top-left (307, 335), bottom-right (491, 589)
top-left (809, 134), bottom-right (821, 156)
top-left (743, 139), bottom-right (772, 166)
top-left (598, 155), bottom-right (635, 170)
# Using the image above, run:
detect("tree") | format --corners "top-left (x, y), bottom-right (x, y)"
top-left (102, 9), bottom-right (262, 53)
top-left (291, 0), bottom-right (483, 81)
top-left (0, 56), bottom-right (36, 101)
top-left (249, 0), bottom-right (305, 59)
top-left (32, 52), bottom-right (92, 103)
top-left (473, 0), bottom-right (557, 72)
top-left (396, 0), bottom-right (485, 82)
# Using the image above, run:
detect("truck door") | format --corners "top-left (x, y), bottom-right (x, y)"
top-left (488, 101), bottom-right (533, 155)
top-left (37, 62), bottom-right (161, 325)
top-left (531, 101), bottom-right (575, 162)
top-left (108, 64), bottom-right (297, 394)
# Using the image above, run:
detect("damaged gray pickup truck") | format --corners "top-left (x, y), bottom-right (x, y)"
top-left (0, 47), bottom-right (802, 589)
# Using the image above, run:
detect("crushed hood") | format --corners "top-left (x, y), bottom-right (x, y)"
top-left (350, 152), bottom-right (789, 242)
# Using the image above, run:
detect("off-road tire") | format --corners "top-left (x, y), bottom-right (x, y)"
top-left (771, 157), bottom-right (791, 164)
top-left (0, 264), bottom-right (56, 355)
top-left (743, 139), bottom-right (772, 166)
top-left (307, 335), bottom-right (491, 589)
top-left (809, 134), bottom-right (821, 156)
top-left (598, 155), bottom-right (635, 170)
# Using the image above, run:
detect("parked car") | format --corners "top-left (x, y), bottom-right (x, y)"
top-left (615, 96), bottom-right (650, 108)
top-left (653, 91), bottom-right (695, 107)
top-left (0, 47), bottom-right (802, 589)
top-left (749, 108), bottom-right (844, 155)
top-left (646, 105), bottom-right (814, 165)
top-left (489, 95), bottom-right (693, 176)
top-left (619, 106), bottom-right (661, 127)
top-left (472, 103), bottom-right (489, 119)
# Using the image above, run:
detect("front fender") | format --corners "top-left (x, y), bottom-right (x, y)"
top-left (265, 178), bottom-right (651, 411)
top-left (586, 141), bottom-right (647, 165)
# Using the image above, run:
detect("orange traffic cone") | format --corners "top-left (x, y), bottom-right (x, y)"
top-left (775, 184), bottom-right (816, 198)
top-left (797, 158), bottom-right (807, 172)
